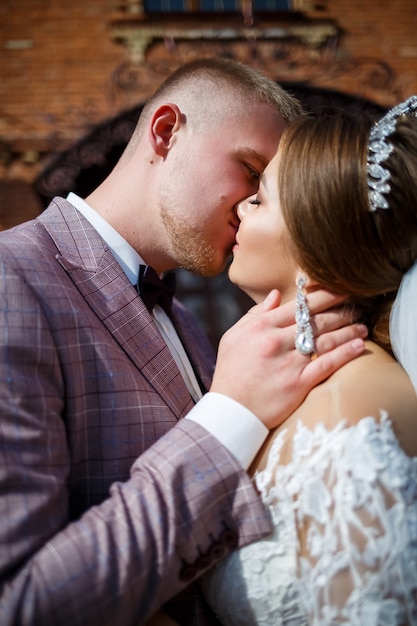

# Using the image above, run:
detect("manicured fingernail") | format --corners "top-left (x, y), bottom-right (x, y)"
top-left (352, 338), bottom-right (365, 351)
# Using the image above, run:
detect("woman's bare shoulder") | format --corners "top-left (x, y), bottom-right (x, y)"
top-left (297, 341), bottom-right (417, 456)
top-left (252, 341), bottom-right (417, 474)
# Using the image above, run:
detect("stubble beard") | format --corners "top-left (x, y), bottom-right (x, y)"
top-left (160, 204), bottom-right (222, 277)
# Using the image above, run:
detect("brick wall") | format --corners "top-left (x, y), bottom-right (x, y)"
top-left (1, 0), bottom-right (417, 226)
top-left (303, 0), bottom-right (417, 102)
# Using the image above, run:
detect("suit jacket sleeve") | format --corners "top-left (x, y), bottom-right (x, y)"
top-left (0, 239), bottom-right (272, 626)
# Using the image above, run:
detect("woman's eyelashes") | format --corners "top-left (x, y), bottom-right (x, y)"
top-left (248, 198), bottom-right (261, 206)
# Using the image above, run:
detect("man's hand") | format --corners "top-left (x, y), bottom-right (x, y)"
top-left (211, 289), bottom-right (367, 430)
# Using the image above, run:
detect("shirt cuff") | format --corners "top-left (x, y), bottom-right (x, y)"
top-left (186, 392), bottom-right (269, 470)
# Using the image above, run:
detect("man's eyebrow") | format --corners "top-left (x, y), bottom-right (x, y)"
top-left (236, 148), bottom-right (269, 170)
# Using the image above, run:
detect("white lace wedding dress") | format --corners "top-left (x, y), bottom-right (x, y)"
top-left (201, 414), bottom-right (417, 625)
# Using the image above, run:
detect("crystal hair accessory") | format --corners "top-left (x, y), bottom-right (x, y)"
top-left (367, 95), bottom-right (417, 212)
top-left (295, 275), bottom-right (315, 357)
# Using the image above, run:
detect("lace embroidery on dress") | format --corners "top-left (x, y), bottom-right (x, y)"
top-left (201, 414), bottom-right (417, 625)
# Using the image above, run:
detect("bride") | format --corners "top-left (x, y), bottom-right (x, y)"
top-left (149, 98), bottom-right (417, 625)
top-left (200, 98), bottom-right (417, 625)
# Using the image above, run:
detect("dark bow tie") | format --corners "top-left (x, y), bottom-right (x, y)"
top-left (137, 265), bottom-right (176, 316)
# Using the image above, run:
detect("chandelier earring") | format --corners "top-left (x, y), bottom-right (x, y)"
top-left (295, 275), bottom-right (316, 357)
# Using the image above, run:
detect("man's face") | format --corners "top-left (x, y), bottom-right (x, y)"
top-left (158, 101), bottom-right (287, 277)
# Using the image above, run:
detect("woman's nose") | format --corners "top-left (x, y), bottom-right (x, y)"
top-left (237, 197), bottom-right (254, 219)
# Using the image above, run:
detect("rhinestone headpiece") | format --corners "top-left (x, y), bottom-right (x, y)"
top-left (367, 95), bottom-right (417, 212)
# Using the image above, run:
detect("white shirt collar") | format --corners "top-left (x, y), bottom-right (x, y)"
top-left (67, 192), bottom-right (143, 285)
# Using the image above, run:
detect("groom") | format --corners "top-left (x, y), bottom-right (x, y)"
top-left (0, 58), bottom-right (366, 625)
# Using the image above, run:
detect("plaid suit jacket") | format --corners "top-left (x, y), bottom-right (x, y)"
top-left (0, 198), bottom-right (271, 626)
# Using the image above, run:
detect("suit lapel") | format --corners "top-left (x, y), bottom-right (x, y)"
top-left (41, 198), bottom-right (194, 419)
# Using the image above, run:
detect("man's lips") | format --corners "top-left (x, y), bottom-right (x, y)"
top-left (229, 220), bottom-right (240, 250)
top-left (230, 218), bottom-right (240, 233)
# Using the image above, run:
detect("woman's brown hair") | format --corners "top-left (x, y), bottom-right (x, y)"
top-left (277, 111), bottom-right (417, 353)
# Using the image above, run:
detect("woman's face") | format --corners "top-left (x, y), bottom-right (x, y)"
top-left (229, 151), bottom-right (299, 304)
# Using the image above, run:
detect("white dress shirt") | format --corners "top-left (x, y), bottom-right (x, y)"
top-left (67, 193), bottom-right (267, 469)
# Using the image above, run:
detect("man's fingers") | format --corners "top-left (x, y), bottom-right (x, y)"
top-left (261, 289), bottom-right (282, 311)
top-left (246, 290), bottom-right (282, 316)
top-left (304, 289), bottom-right (347, 315)
top-left (302, 337), bottom-right (366, 388)
top-left (310, 304), bottom-right (359, 336)
top-left (314, 322), bottom-right (368, 355)
top-left (235, 297), bottom-right (366, 359)
top-left (248, 289), bottom-right (354, 332)
top-left (230, 290), bottom-right (282, 332)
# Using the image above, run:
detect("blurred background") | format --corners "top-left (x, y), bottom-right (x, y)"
top-left (1, 0), bottom-right (416, 346)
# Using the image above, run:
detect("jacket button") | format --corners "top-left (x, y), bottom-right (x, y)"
top-left (209, 542), bottom-right (225, 560)
top-left (179, 563), bottom-right (199, 582)
top-left (220, 528), bottom-right (238, 549)
top-left (196, 552), bottom-right (212, 570)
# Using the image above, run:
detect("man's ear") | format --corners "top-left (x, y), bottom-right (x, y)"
top-left (148, 103), bottom-right (183, 157)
